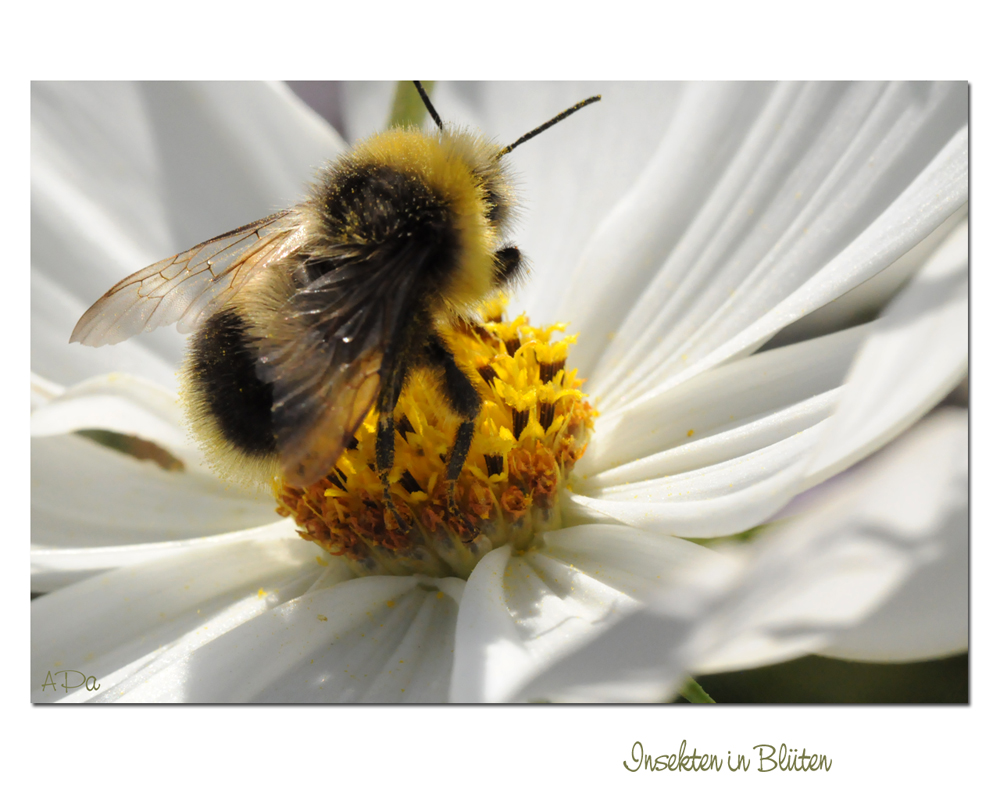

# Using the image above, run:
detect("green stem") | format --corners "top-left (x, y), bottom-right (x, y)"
top-left (388, 81), bottom-right (435, 128)
top-left (679, 677), bottom-right (716, 703)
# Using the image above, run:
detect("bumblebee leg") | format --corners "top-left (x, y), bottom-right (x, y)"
top-left (425, 332), bottom-right (482, 518)
top-left (493, 246), bottom-right (524, 286)
top-left (376, 359), bottom-right (409, 530)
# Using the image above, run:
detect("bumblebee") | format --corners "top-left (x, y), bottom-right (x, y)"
top-left (71, 82), bottom-right (600, 520)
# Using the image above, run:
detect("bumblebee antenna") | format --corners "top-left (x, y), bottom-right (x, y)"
top-left (413, 81), bottom-right (444, 130)
top-left (498, 95), bottom-right (602, 157)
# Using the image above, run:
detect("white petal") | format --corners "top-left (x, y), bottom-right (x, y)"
top-left (511, 547), bottom-right (738, 703)
top-left (518, 411), bottom-right (967, 698)
top-left (690, 409), bottom-right (968, 673)
top-left (32, 535), bottom-right (324, 702)
top-left (566, 446), bottom-right (807, 540)
top-left (32, 372), bottom-right (197, 464)
top-left (451, 528), bottom-right (717, 702)
top-left (31, 372), bottom-right (279, 590)
top-left (555, 82), bottom-right (778, 375)
top-left (804, 219), bottom-right (968, 486)
top-left (765, 205), bottom-right (967, 348)
top-left (449, 547), bottom-right (530, 702)
top-left (573, 210), bottom-right (967, 538)
top-left (32, 519), bottom-right (300, 594)
top-left (537, 525), bottom-right (722, 600)
top-left (452, 544), bottom-right (638, 702)
top-left (510, 609), bottom-right (694, 703)
top-left (818, 410), bottom-right (968, 662)
top-left (97, 577), bottom-right (463, 702)
top-left (31, 372), bottom-right (64, 411)
top-left (31, 433), bottom-right (276, 549)
top-left (582, 322), bottom-right (868, 473)
top-left (605, 114), bottom-right (968, 413)
top-left (583, 389), bottom-right (840, 491)
top-left (568, 324), bottom-right (870, 537)
top-left (339, 81), bottom-right (396, 141)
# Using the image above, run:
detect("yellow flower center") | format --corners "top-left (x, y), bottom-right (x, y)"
top-left (274, 297), bottom-right (596, 579)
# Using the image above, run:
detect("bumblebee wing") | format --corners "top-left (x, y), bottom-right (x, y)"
top-left (258, 245), bottom-right (423, 487)
top-left (275, 347), bottom-right (384, 488)
top-left (70, 211), bottom-right (302, 346)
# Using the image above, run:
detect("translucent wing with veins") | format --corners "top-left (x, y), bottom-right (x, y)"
top-left (70, 211), bottom-right (303, 346)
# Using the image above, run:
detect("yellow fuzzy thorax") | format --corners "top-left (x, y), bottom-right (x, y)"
top-left (347, 127), bottom-right (510, 311)
top-left (275, 297), bottom-right (596, 579)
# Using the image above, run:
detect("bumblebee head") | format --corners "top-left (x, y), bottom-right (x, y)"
top-left (409, 82), bottom-right (602, 299)
top-left (313, 85), bottom-right (602, 313)
top-left (411, 83), bottom-right (602, 243)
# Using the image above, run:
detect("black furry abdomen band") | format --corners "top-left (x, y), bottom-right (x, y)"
top-left (189, 309), bottom-right (276, 457)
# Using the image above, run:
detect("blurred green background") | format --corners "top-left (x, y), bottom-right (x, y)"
top-left (679, 653), bottom-right (968, 703)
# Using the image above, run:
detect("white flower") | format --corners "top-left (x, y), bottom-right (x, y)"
top-left (31, 81), bottom-right (967, 702)
top-left (515, 407), bottom-right (969, 701)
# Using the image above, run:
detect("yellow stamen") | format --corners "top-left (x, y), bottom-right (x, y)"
top-left (275, 297), bottom-right (596, 579)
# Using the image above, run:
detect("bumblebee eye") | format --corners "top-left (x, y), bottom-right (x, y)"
top-left (493, 246), bottom-right (523, 286)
